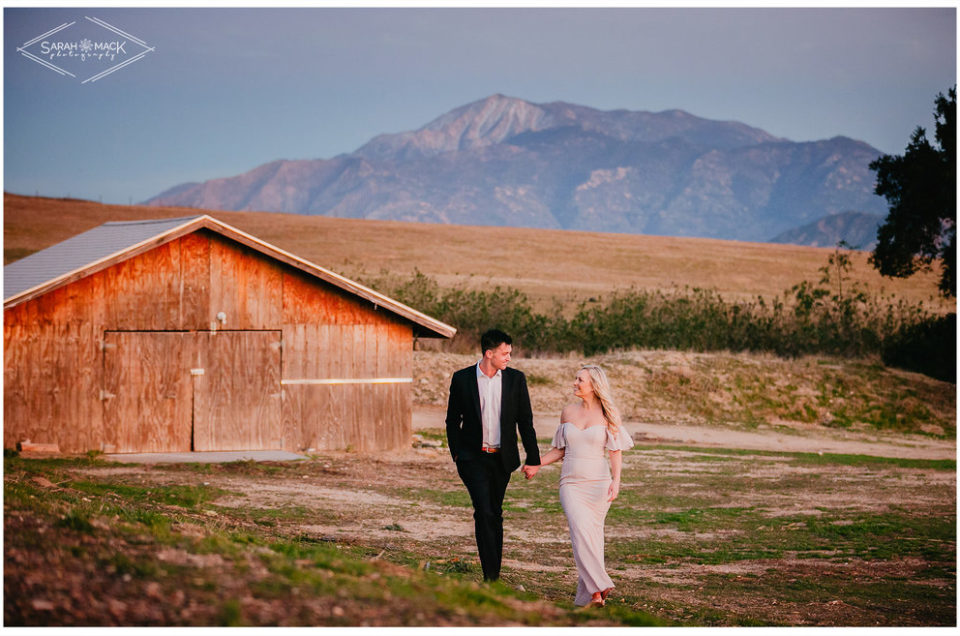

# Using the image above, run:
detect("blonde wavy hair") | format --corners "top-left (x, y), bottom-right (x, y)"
top-left (580, 365), bottom-right (622, 435)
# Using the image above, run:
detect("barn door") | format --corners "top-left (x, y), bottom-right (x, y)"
top-left (102, 331), bottom-right (193, 453)
top-left (191, 331), bottom-right (282, 451)
top-left (103, 330), bottom-right (282, 453)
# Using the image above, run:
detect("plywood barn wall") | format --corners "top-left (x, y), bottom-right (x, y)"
top-left (4, 230), bottom-right (414, 453)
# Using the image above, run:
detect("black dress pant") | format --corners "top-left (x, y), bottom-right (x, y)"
top-left (456, 453), bottom-right (511, 581)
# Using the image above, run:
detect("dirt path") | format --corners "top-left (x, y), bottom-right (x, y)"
top-left (624, 420), bottom-right (956, 460)
top-left (414, 406), bottom-right (956, 460)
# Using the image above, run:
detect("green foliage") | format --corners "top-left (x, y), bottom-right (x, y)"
top-left (870, 86), bottom-right (956, 297)
top-left (882, 312), bottom-right (956, 382)
top-left (363, 255), bottom-right (951, 381)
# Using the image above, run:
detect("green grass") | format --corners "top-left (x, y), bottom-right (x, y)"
top-left (696, 566), bottom-right (956, 625)
top-left (227, 503), bottom-right (317, 525)
top-left (416, 429), bottom-right (448, 446)
top-left (604, 506), bottom-right (955, 565)
top-left (4, 455), bottom-right (666, 627)
top-left (638, 444), bottom-right (956, 471)
top-left (56, 510), bottom-right (95, 533)
top-left (5, 438), bottom-right (954, 627)
top-left (68, 480), bottom-right (229, 507)
top-left (398, 486), bottom-right (472, 508)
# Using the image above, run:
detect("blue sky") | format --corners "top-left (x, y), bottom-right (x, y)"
top-left (3, 5), bottom-right (956, 205)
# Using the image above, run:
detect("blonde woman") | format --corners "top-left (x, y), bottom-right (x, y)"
top-left (522, 365), bottom-right (633, 607)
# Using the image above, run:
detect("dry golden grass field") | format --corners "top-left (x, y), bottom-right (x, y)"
top-left (3, 192), bottom-right (950, 312)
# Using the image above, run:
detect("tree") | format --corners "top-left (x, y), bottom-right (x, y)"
top-left (869, 87), bottom-right (956, 297)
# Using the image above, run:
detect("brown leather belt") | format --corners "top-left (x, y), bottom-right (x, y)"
top-left (481, 446), bottom-right (500, 453)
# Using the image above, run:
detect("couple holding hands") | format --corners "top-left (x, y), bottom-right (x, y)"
top-left (445, 329), bottom-right (634, 608)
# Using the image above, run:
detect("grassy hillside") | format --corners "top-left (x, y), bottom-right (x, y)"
top-left (3, 193), bottom-right (950, 312)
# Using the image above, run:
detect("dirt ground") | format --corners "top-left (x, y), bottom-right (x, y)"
top-left (30, 407), bottom-right (950, 627)
top-left (6, 346), bottom-right (956, 626)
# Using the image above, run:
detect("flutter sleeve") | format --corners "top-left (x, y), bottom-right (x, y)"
top-left (605, 426), bottom-right (635, 451)
top-left (551, 423), bottom-right (566, 449)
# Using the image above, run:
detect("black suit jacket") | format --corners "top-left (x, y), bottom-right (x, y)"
top-left (445, 364), bottom-right (541, 472)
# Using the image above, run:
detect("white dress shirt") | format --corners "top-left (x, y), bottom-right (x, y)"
top-left (476, 361), bottom-right (502, 448)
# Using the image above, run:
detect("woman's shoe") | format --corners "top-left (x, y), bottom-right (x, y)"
top-left (600, 587), bottom-right (613, 602)
top-left (588, 593), bottom-right (605, 607)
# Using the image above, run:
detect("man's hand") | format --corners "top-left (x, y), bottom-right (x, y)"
top-left (522, 464), bottom-right (540, 480)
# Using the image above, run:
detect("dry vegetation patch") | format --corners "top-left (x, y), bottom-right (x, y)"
top-left (414, 349), bottom-right (956, 442)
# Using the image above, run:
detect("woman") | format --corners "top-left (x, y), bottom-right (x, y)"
top-left (523, 365), bottom-right (633, 607)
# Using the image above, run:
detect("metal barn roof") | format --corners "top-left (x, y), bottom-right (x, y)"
top-left (3, 215), bottom-right (456, 339)
top-left (4, 216), bottom-right (203, 301)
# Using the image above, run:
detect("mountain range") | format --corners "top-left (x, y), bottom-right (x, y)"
top-left (145, 94), bottom-right (890, 246)
top-left (768, 210), bottom-right (884, 250)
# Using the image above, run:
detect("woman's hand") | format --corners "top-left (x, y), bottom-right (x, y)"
top-left (607, 478), bottom-right (620, 502)
top-left (607, 449), bottom-right (622, 502)
top-left (522, 464), bottom-right (540, 480)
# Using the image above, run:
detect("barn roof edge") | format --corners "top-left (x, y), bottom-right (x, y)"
top-left (4, 214), bottom-right (456, 339)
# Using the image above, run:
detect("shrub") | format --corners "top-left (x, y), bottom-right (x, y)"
top-left (882, 313), bottom-right (956, 382)
top-left (358, 260), bottom-right (949, 381)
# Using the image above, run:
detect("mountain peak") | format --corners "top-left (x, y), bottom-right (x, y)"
top-left (357, 94), bottom-right (553, 159)
top-left (437, 92), bottom-right (539, 120)
top-left (425, 93), bottom-right (552, 139)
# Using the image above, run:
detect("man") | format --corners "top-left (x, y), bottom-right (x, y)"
top-left (445, 328), bottom-right (541, 582)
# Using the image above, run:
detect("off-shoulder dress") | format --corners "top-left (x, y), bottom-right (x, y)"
top-left (551, 421), bottom-right (634, 606)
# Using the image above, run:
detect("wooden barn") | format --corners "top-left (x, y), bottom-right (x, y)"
top-left (3, 215), bottom-right (455, 455)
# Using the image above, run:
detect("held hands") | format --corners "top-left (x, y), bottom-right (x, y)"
top-left (521, 464), bottom-right (541, 480)
top-left (607, 478), bottom-right (621, 502)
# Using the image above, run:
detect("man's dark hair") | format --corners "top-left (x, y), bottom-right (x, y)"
top-left (480, 329), bottom-right (512, 354)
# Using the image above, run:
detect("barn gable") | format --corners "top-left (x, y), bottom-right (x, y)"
top-left (4, 216), bottom-right (454, 455)
top-left (4, 215), bottom-right (456, 339)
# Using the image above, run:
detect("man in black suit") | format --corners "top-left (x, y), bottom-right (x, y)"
top-left (445, 329), bottom-right (541, 582)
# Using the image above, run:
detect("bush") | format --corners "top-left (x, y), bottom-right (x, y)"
top-left (359, 263), bottom-right (950, 381)
top-left (882, 313), bottom-right (956, 382)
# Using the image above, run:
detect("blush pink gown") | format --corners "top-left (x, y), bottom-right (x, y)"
top-left (551, 421), bottom-right (634, 606)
